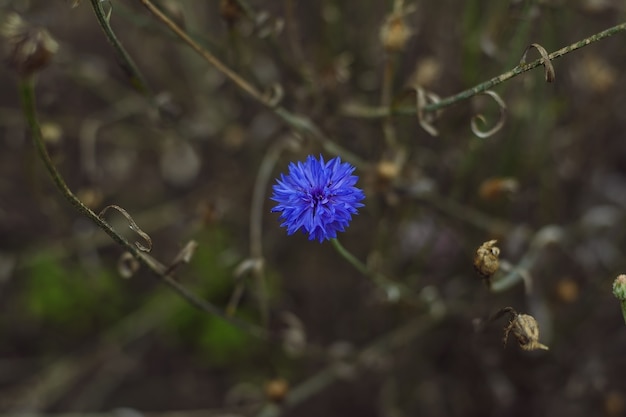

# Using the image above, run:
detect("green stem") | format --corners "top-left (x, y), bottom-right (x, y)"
top-left (342, 22), bottom-right (626, 118)
top-left (330, 239), bottom-right (414, 302)
top-left (18, 75), bottom-right (267, 340)
top-left (330, 238), bottom-right (370, 276)
top-left (620, 300), bottom-right (626, 325)
top-left (90, 0), bottom-right (151, 95)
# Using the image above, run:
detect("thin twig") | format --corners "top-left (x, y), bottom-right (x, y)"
top-left (18, 76), bottom-right (268, 341)
top-left (138, 0), bottom-right (266, 102)
top-left (89, 0), bottom-right (151, 95)
top-left (341, 21), bottom-right (626, 118)
top-left (330, 238), bottom-right (415, 301)
top-left (136, 0), bottom-right (367, 169)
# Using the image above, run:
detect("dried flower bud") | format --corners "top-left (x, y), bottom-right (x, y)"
top-left (1, 13), bottom-right (58, 75)
top-left (478, 177), bottom-right (519, 201)
top-left (264, 378), bottom-right (289, 403)
top-left (380, 13), bottom-right (412, 52)
top-left (220, 0), bottom-right (244, 28)
top-left (474, 240), bottom-right (500, 279)
top-left (503, 311), bottom-right (549, 351)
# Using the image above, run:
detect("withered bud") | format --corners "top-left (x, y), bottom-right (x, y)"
top-left (220, 0), bottom-right (244, 28)
top-left (264, 378), bottom-right (289, 403)
top-left (503, 310), bottom-right (549, 351)
top-left (478, 177), bottom-right (519, 201)
top-left (474, 240), bottom-right (500, 279)
top-left (380, 13), bottom-right (412, 52)
top-left (1, 13), bottom-right (58, 75)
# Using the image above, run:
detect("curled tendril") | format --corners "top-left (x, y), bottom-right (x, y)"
top-left (414, 85), bottom-right (441, 137)
top-left (520, 43), bottom-right (555, 83)
top-left (117, 251), bottom-right (140, 278)
top-left (264, 83), bottom-right (284, 107)
top-left (470, 90), bottom-right (506, 139)
top-left (98, 204), bottom-right (152, 252)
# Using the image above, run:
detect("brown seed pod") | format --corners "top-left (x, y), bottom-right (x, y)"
top-left (1, 13), bottom-right (58, 75)
top-left (478, 177), bottom-right (518, 201)
top-left (473, 240), bottom-right (500, 279)
top-left (500, 308), bottom-right (549, 351)
top-left (264, 378), bottom-right (289, 403)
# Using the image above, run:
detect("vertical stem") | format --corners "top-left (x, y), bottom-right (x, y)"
top-left (381, 53), bottom-right (397, 148)
top-left (90, 0), bottom-right (151, 95)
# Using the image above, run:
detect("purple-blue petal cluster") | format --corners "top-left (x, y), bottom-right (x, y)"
top-left (271, 155), bottom-right (365, 242)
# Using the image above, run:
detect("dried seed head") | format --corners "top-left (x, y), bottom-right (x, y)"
top-left (220, 0), bottom-right (244, 28)
top-left (613, 274), bottom-right (626, 300)
top-left (1, 13), bottom-right (58, 75)
top-left (264, 378), bottom-right (289, 403)
top-left (478, 177), bottom-right (519, 201)
top-left (380, 14), bottom-right (412, 52)
top-left (474, 240), bottom-right (500, 279)
top-left (504, 312), bottom-right (549, 351)
top-left (491, 307), bottom-right (549, 352)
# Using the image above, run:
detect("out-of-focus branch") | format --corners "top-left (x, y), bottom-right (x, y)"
top-left (89, 0), bottom-right (151, 95)
top-left (341, 21), bottom-right (626, 118)
top-left (18, 75), bottom-right (268, 341)
top-left (136, 0), bottom-right (367, 169)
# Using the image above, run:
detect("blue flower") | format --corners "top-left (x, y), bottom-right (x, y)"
top-left (271, 155), bottom-right (365, 242)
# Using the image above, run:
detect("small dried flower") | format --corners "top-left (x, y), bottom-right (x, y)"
top-left (478, 177), bottom-right (519, 201)
top-left (220, 0), bottom-right (243, 28)
top-left (271, 155), bottom-right (365, 243)
top-left (1, 13), bottom-right (58, 75)
top-left (474, 240), bottom-right (500, 279)
top-left (502, 309), bottom-right (549, 351)
top-left (379, 3), bottom-right (416, 53)
top-left (264, 378), bottom-right (289, 403)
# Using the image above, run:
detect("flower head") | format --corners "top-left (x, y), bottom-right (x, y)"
top-left (271, 155), bottom-right (365, 242)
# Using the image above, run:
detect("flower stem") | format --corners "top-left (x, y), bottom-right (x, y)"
top-left (330, 238), bottom-right (370, 276)
top-left (330, 238), bottom-right (414, 302)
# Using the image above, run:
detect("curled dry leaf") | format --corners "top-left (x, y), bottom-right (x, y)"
top-left (165, 240), bottom-right (199, 275)
top-left (263, 83), bottom-right (284, 107)
top-left (117, 251), bottom-right (140, 278)
top-left (414, 85), bottom-right (441, 137)
top-left (99, 205), bottom-right (152, 252)
top-left (520, 43), bottom-right (555, 83)
top-left (471, 90), bottom-right (506, 138)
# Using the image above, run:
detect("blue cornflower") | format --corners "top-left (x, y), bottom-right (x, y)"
top-left (271, 155), bottom-right (365, 243)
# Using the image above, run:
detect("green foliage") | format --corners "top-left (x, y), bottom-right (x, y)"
top-left (22, 254), bottom-right (124, 331)
top-left (162, 228), bottom-right (257, 366)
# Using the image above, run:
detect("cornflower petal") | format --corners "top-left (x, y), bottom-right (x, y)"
top-left (271, 155), bottom-right (365, 242)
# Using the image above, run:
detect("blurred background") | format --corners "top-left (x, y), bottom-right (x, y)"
top-left (1, 0), bottom-right (626, 416)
